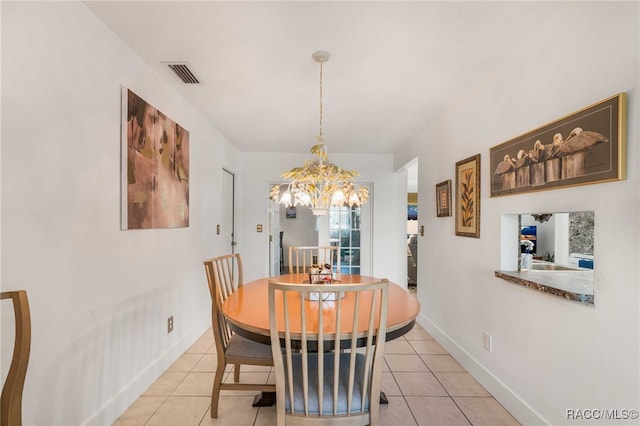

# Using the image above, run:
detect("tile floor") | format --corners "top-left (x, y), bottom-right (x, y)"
top-left (113, 324), bottom-right (520, 426)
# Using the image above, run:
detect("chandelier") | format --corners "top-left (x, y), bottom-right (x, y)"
top-left (270, 51), bottom-right (369, 216)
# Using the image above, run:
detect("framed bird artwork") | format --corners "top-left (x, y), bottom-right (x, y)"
top-left (489, 93), bottom-right (626, 197)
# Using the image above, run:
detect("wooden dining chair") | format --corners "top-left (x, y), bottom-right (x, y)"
top-left (1, 290), bottom-right (31, 426)
top-left (288, 246), bottom-right (339, 274)
top-left (203, 254), bottom-right (275, 418)
top-left (268, 278), bottom-right (389, 425)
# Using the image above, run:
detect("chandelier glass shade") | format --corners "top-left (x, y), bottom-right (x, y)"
top-left (270, 51), bottom-right (369, 216)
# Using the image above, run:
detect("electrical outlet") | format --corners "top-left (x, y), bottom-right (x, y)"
top-left (168, 316), bottom-right (174, 333)
top-left (483, 332), bottom-right (492, 352)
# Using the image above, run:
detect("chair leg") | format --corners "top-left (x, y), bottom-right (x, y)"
top-left (234, 363), bottom-right (241, 382)
top-left (211, 367), bottom-right (225, 418)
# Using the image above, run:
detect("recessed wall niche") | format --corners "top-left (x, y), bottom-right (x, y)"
top-left (496, 211), bottom-right (594, 304)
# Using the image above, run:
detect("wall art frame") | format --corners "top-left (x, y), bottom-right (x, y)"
top-left (121, 88), bottom-right (190, 230)
top-left (435, 179), bottom-right (452, 217)
top-left (490, 93), bottom-right (626, 197)
top-left (455, 154), bottom-right (481, 238)
top-left (286, 206), bottom-right (297, 219)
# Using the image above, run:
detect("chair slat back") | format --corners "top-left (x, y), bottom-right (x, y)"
top-left (203, 254), bottom-right (243, 353)
top-left (1, 290), bottom-right (31, 426)
top-left (268, 279), bottom-right (388, 425)
top-left (288, 246), bottom-right (339, 274)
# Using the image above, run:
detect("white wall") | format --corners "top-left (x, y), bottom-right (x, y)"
top-left (280, 206), bottom-right (317, 267)
top-left (521, 214), bottom-right (555, 259)
top-left (402, 2), bottom-right (639, 424)
top-left (238, 152), bottom-right (407, 286)
top-left (1, 3), bottom-right (239, 425)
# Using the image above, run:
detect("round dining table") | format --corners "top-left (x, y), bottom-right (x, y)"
top-left (221, 273), bottom-right (421, 346)
top-left (221, 273), bottom-right (420, 407)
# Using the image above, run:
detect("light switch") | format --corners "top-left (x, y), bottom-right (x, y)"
top-left (257, 224), bottom-right (263, 232)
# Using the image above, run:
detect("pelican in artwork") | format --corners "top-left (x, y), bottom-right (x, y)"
top-left (515, 149), bottom-right (532, 168)
top-left (494, 154), bottom-right (515, 175)
top-left (545, 133), bottom-right (564, 158)
top-left (528, 140), bottom-right (548, 162)
top-left (557, 127), bottom-right (609, 156)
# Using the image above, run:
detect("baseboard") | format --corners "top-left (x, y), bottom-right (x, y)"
top-left (81, 315), bottom-right (211, 426)
top-left (416, 313), bottom-right (549, 425)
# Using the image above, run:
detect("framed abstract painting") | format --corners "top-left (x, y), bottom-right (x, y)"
top-left (121, 88), bottom-right (190, 230)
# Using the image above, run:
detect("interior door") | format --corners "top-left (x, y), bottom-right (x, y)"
top-left (268, 189), bottom-right (282, 276)
top-left (222, 169), bottom-right (236, 254)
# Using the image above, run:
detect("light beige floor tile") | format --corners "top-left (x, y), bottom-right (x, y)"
top-left (254, 405), bottom-right (277, 426)
top-left (173, 372), bottom-right (215, 396)
top-left (409, 339), bottom-right (448, 355)
top-left (381, 371), bottom-right (402, 396)
top-left (188, 330), bottom-right (215, 354)
top-left (168, 353), bottom-right (204, 372)
top-left (406, 396), bottom-right (471, 426)
top-left (434, 372), bottom-right (491, 397)
top-left (112, 396), bottom-right (166, 426)
top-left (384, 354), bottom-right (429, 372)
top-left (404, 326), bottom-right (435, 341)
top-left (116, 326), bottom-right (522, 426)
top-left (394, 372), bottom-right (448, 396)
top-left (193, 354), bottom-right (218, 372)
top-left (385, 338), bottom-right (417, 354)
top-left (145, 396), bottom-right (210, 426)
top-left (421, 354), bottom-right (466, 372)
top-left (382, 358), bottom-right (390, 372)
top-left (143, 372), bottom-right (187, 396)
top-left (454, 397), bottom-right (521, 426)
top-left (266, 371), bottom-right (275, 385)
top-left (199, 395), bottom-right (260, 425)
top-left (379, 395), bottom-right (418, 425)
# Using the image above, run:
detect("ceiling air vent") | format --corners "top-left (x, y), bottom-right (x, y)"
top-left (164, 62), bottom-right (200, 84)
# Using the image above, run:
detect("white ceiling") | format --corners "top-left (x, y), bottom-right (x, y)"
top-left (86, 1), bottom-right (557, 154)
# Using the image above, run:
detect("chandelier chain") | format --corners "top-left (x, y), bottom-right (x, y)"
top-left (319, 58), bottom-right (323, 138)
top-left (269, 50), bottom-right (369, 216)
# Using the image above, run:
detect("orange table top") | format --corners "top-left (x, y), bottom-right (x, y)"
top-left (221, 274), bottom-right (421, 344)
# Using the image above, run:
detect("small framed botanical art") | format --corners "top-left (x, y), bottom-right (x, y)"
top-left (435, 180), bottom-right (452, 217)
top-left (286, 206), bottom-right (296, 219)
top-left (455, 154), bottom-right (481, 238)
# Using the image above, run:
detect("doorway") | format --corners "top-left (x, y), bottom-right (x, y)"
top-left (222, 169), bottom-right (236, 254)
top-left (268, 183), bottom-right (372, 276)
top-left (406, 160), bottom-right (418, 293)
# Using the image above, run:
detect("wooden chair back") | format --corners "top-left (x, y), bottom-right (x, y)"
top-left (288, 246), bottom-right (339, 274)
top-left (268, 279), bottom-right (388, 425)
top-left (203, 253), bottom-right (274, 418)
top-left (1, 290), bottom-right (31, 426)
top-left (203, 253), bottom-right (243, 355)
